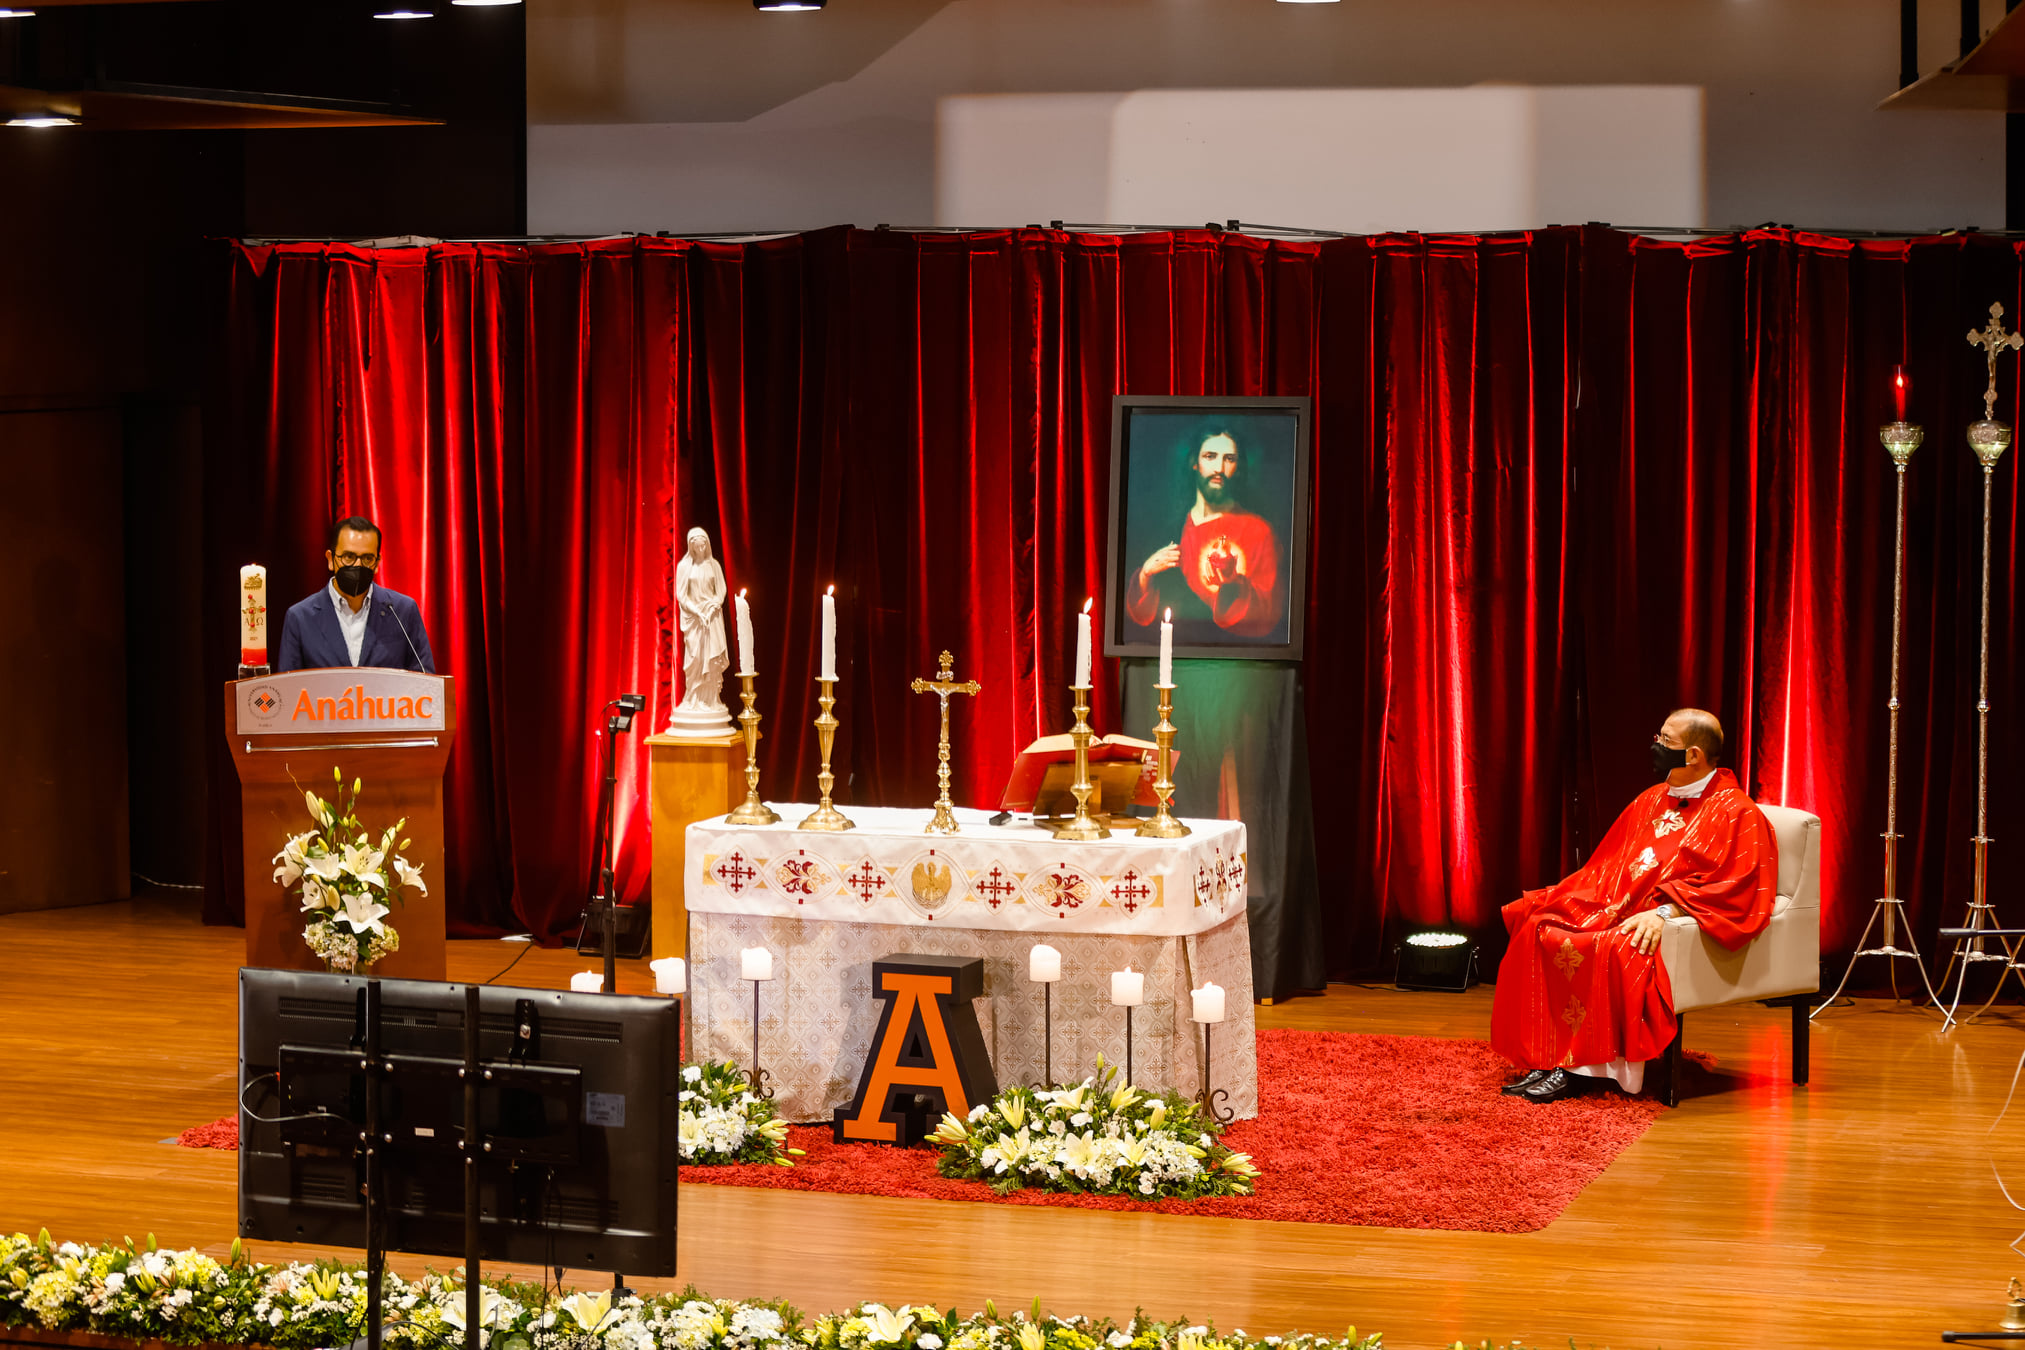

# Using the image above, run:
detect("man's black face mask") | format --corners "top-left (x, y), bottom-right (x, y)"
top-left (334, 564), bottom-right (375, 598)
top-left (1651, 740), bottom-right (1689, 779)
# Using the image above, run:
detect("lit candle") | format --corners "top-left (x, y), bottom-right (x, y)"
top-left (651, 956), bottom-right (687, 995)
top-left (240, 564), bottom-right (268, 667)
top-left (741, 946), bottom-right (774, 981)
top-left (735, 590), bottom-right (755, 677)
top-left (1075, 598), bottom-right (1093, 689)
top-left (1029, 944), bottom-right (1062, 983)
top-left (1190, 982), bottom-right (1226, 1023)
top-left (1893, 366), bottom-right (1908, 422)
top-left (1159, 607), bottom-right (1173, 688)
top-left (569, 971), bottom-right (603, 993)
top-left (1110, 966), bottom-right (1144, 1007)
top-left (820, 586), bottom-right (837, 682)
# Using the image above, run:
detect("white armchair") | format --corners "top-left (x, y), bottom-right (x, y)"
top-left (1652, 802), bottom-right (1822, 1106)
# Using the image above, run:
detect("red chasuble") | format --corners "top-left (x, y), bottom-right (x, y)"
top-left (1124, 507), bottom-right (1283, 636)
top-left (1489, 768), bottom-right (1778, 1071)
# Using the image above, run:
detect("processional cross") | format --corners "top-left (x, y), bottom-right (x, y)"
top-left (1968, 301), bottom-right (2025, 425)
top-left (911, 650), bottom-right (981, 835)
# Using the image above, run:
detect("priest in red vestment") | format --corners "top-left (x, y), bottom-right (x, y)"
top-left (1490, 708), bottom-right (1778, 1102)
top-left (1123, 429), bottom-right (1283, 637)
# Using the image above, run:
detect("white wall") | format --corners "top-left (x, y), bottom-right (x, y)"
top-left (527, 0), bottom-right (2005, 237)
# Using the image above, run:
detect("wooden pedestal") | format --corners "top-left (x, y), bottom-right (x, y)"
top-left (647, 730), bottom-right (743, 960)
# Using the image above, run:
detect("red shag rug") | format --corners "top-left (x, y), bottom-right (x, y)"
top-left (177, 1031), bottom-right (1678, 1233)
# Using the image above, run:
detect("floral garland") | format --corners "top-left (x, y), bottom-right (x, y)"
top-left (0, 1233), bottom-right (1394, 1350)
top-left (272, 768), bottom-right (426, 973)
top-left (930, 1060), bottom-right (1257, 1199)
top-left (678, 1061), bottom-right (798, 1167)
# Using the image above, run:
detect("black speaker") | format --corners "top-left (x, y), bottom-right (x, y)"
top-left (576, 901), bottom-right (652, 959)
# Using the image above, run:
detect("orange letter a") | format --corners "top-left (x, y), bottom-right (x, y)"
top-left (833, 955), bottom-right (996, 1146)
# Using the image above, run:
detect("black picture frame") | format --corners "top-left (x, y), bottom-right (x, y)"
top-left (1102, 394), bottom-right (1311, 661)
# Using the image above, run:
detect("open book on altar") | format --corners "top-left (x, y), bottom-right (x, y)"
top-left (999, 732), bottom-right (1170, 819)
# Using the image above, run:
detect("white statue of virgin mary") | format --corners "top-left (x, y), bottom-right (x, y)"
top-left (667, 527), bottom-right (735, 736)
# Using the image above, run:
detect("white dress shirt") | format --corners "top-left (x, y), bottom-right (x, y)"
top-left (329, 579), bottom-right (375, 667)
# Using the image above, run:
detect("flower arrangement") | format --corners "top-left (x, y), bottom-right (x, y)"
top-left (0, 1232), bottom-right (1397, 1350)
top-left (678, 1062), bottom-right (799, 1167)
top-left (929, 1060), bottom-right (1257, 1200)
top-left (272, 767), bottom-right (427, 974)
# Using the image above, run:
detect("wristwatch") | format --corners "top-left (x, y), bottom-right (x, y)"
top-left (1655, 903), bottom-right (1678, 920)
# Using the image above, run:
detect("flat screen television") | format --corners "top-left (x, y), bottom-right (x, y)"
top-left (238, 968), bottom-right (679, 1276)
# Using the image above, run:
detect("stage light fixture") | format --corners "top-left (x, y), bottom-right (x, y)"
top-left (1394, 931), bottom-right (1480, 992)
top-left (753, 0), bottom-right (826, 11)
top-left (0, 9), bottom-right (37, 16)
top-left (7, 114), bottom-right (78, 127)
top-left (374, 7), bottom-right (435, 15)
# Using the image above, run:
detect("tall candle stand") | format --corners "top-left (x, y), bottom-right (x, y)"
top-left (1817, 420), bottom-right (1943, 1019)
top-left (799, 677), bottom-right (855, 831)
top-left (1025, 982), bottom-right (1054, 1090)
top-left (745, 976), bottom-right (774, 1100)
top-left (1945, 305), bottom-right (2025, 1025)
top-left (1196, 1022), bottom-right (1234, 1125)
top-left (1136, 683), bottom-right (1190, 838)
top-left (1123, 1004), bottom-right (1135, 1087)
top-left (1052, 685), bottom-right (1110, 841)
top-left (724, 673), bottom-right (780, 826)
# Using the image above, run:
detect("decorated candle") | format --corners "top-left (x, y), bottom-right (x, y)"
top-left (1110, 966), bottom-right (1144, 1007)
top-left (735, 591), bottom-right (755, 677)
top-left (569, 971), bottom-right (604, 993)
top-left (1029, 943), bottom-right (1062, 983)
top-left (1894, 366), bottom-right (1908, 422)
top-left (1190, 982), bottom-right (1226, 1023)
top-left (821, 586), bottom-right (837, 682)
top-left (1075, 598), bottom-right (1093, 689)
top-left (1159, 607), bottom-right (1173, 688)
top-left (651, 956), bottom-right (687, 996)
top-left (240, 564), bottom-right (268, 666)
top-left (741, 946), bottom-right (774, 981)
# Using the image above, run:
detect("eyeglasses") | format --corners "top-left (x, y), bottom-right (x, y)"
top-left (334, 552), bottom-right (379, 568)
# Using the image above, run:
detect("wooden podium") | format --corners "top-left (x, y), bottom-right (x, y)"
top-left (224, 670), bottom-right (454, 979)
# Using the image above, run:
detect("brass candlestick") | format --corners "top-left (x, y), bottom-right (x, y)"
top-left (1137, 683), bottom-right (1190, 838)
top-left (1052, 685), bottom-right (1110, 840)
top-left (799, 677), bottom-right (855, 831)
top-left (911, 650), bottom-right (981, 835)
top-left (724, 672), bottom-right (780, 826)
top-left (1818, 421), bottom-right (1941, 1018)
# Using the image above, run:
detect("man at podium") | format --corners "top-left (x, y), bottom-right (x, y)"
top-left (276, 516), bottom-right (436, 673)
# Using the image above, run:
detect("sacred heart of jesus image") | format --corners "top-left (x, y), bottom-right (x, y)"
top-left (1201, 536), bottom-right (1245, 590)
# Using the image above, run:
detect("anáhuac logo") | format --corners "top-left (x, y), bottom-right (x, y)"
top-left (248, 686), bottom-right (282, 721)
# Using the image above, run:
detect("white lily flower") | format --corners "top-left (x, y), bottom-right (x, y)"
top-left (302, 852), bottom-right (344, 882)
top-left (558, 1290), bottom-right (620, 1334)
top-left (391, 856), bottom-right (428, 897)
top-left (337, 892), bottom-right (390, 936)
top-left (860, 1304), bottom-right (916, 1345)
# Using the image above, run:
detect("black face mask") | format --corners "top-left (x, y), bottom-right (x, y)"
top-left (334, 564), bottom-right (375, 598)
top-left (1651, 740), bottom-right (1689, 779)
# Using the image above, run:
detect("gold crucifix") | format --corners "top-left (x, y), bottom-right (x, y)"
top-left (911, 650), bottom-right (981, 835)
top-left (1968, 301), bottom-right (2025, 423)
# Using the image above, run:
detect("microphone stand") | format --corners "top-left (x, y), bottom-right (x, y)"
top-left (586, 696), bottom-right (644, 994)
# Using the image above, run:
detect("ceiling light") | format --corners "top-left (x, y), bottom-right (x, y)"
top-left (753, 0), bottom-right (826, 10)
top-left (7, 114), bottom-right (79, 127)
top-left (449, 0), bottom-right (520, 5)
top-left (374, 7), bottom-right (434, 15)
top-left (0, 8), bottom-right (37, 16)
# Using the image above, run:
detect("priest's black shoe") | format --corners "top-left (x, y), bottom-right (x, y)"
top-left (1500, 1068), bottom-right (1552, 1096)
top-left (1518, 1068), bottom-right (1587, 1103)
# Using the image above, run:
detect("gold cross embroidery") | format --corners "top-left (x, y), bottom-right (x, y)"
top-left (1553, 938), bottom-right (1584, 975)
top-left (1561, 996), bottom-right (1588, 1031)
top-left (1653, 807), bottom-right (1685, 839)
top-left (1628, 846), bottom-right (1659, 880)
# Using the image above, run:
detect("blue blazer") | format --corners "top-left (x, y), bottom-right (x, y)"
top-left (275, 584), bottom-right (436, 674)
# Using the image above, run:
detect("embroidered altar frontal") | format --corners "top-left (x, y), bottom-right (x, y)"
top-left (686, 806), bottom-right (1257, 1123)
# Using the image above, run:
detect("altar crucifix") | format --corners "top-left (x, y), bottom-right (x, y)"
top-left (911, 650), bottom-right (981, 835)
top-left (1968, 301), bottom-right (2025, 423)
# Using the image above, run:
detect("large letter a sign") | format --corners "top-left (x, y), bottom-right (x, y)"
top-left (833, 953), bottom-right (998, 1146)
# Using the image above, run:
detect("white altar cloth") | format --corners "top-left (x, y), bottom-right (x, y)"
top-left (684, 805), bottom-right (1256, 1123)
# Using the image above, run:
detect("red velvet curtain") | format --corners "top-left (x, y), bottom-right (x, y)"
top-left (206, 227), bottom-right (2023, 979)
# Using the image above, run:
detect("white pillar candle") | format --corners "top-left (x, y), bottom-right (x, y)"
top-left (1075, 598), bottom-right (1093, 689)
top-left (1190, 982), bottom-right (1226, 1024)
top-left (569, 971), bottom-right (604, 993)
top-left (1029, 943), bottom-right (1062, 983)
top-left (1159, 607), bottom-right (1173, 688)
top-left (741, 946), bottom-right (774, 981)
top-left (240, 564), bottom-right (268, 665)
top-left (820, 586), bottom-right (837, 682)
top-left (651, 956), bottom-right (687, 995)
top-left (1110, 966), bottom-right (1144, 1007)
top-left (735, 591), bottom-right (755, 677)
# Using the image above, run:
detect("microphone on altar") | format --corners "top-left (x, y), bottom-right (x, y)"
top-left (382, 600), bottom-right (429, 673)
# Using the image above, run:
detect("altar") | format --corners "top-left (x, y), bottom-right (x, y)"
top-left (684, 805), bottom-right (1257, 1123)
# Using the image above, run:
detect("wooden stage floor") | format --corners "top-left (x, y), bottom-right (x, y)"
top-left (3, 896), bottom-right (2022, 1350)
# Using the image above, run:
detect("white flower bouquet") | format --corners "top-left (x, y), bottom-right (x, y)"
top-left (930, 1059), bottom-right (1258, 1200)
top-left (677, 1061), bottom-right (798, 1167)
top-left (273, 766), bottom-right (427, 974)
